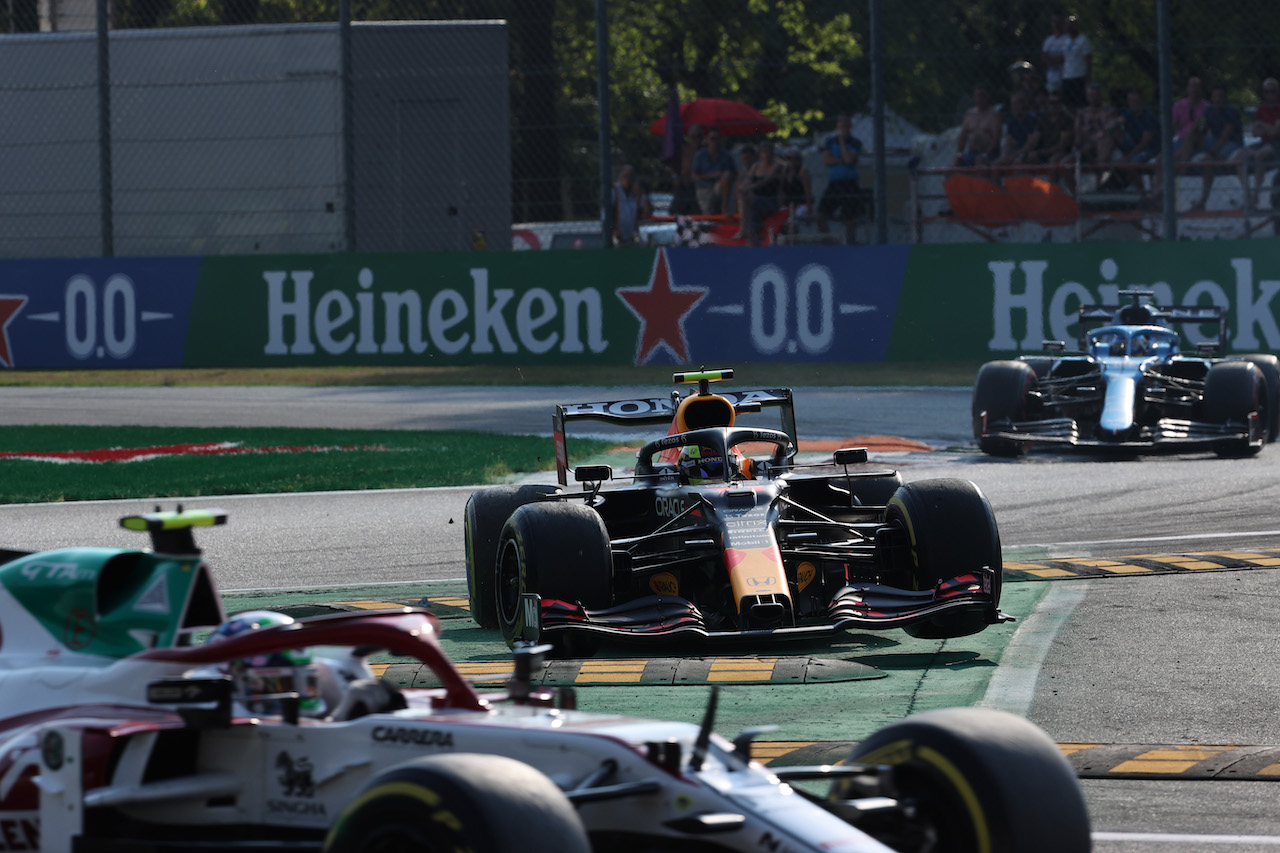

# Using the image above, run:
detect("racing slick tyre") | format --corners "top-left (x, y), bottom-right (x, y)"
top-left (1020, 355), bottom-right (1053, 379)
top-left (323, 753), bottom-right (590, 853)
top-left (1230, 353), bottom-right (1280, 442)
top-left (497, 501), bottom-right (613, 657)
top-left (886, 478), bottom-right (1002, 639)
top-left (1203, 361), bottom-right (1265, 458)
top-left (464, 485), bottom-right (559, 629)
top-left (971, 361), bottom-right (1037, 456)
top-left (832, 708), bottom-right (1090, 853)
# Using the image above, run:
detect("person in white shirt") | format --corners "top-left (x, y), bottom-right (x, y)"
top-left (1061, 14), bottom-right (1093, 109)
top-left (1040, 13), bottom-right (1069, 95)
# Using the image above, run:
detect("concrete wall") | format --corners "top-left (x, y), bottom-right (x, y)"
top-left (0, 20), bottom-right (509, 258)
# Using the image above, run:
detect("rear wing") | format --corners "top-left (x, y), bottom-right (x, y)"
top-left (552, 387), bottom-right (797, 485)
top-left (1076, 303), bottom-right (1226, 352)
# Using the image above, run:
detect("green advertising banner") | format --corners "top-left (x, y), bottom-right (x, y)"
top-left (184, 251), bottom-right (657, 367)
top-left (890, 240), bottom-right (1280, 361)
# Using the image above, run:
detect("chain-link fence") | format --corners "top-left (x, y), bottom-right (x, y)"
top-left (1, 0), bottom-right (1276, 256)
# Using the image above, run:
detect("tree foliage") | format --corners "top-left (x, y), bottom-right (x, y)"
top-left (85, 0), bottom-right (1280, 220)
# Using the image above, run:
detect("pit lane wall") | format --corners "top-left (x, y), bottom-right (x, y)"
top-left (2, 241), bottom-right (1280, 369)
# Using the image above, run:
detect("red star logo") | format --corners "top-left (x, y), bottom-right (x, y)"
top-left (0, 296), bottom-right (27, 368)
top-left (617, 250), bottom-right (707, 364)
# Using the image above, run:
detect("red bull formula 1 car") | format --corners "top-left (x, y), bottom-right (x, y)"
top-left (973, 289), bottom-right (1280, 456)
top-left (0, 508), bottom-right (1089, 853)
top-left (465, 369), bottom-right (1010, 657)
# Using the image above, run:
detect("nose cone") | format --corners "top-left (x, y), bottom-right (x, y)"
top-left (1098, 371), bottom-right (1137, 440)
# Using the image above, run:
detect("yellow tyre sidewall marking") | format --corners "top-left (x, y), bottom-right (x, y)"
top-left (853, 738), bottom-right (992, 853)
top-left (330, 780), bottom-right (465, 842)
top-left (887, 496), bottom-right (925, 590)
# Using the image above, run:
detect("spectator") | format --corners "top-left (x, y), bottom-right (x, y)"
top-left (1041, 13), bottom-right (1069, 97)
top-left (779, 147), bottom-right (814, 228)
top-left (732, 140), bottom-right (783, 243)
top-left (1075, 82), bottom-right (1117, 170)
top-left (735, 144), bottom-right (758, 212)
top-left (1008, 59), bottom-right (1039, 106)
top-left (670, 124), bottom-right (704, 215)
top-left (816, 113), bottom-right (865, 240)
top-left (1026, 90), bottom-right (1074, 177)
top-left (1114, 88), bottom-right (1161, 191)
top-left (1191, 84), bottom-right (1243, 210)
top-left (1061, 15), bottom-right (1092, 109)
top-left (1171, 76), bottom-right (1208, 163)
top-left (612, 164), bottom-right (652, 246)
top-left (954, 83), bottom-right (1003, 167)
top-left (1242, 78), bottom-right (1280, 201)
top-left (995, 89), bottom-right (1040, 168)
top-left (692, 128), bottom-right (736, 215)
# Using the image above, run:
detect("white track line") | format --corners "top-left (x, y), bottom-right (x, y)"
top-left (1018, 529), bottom-right (1280, 549)
top-left (979, 582), bottom-right (1090, 715)
top-left (1094, 832), bottom-right (1280, 845)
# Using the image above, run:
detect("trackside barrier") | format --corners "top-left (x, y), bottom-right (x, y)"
top-left (1, 241), bottom-right (1280, 369)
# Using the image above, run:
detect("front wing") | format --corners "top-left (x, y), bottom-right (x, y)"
top-left (513, 571), bottom-right (1009, 645)
top-left (979, 414), bottom-right (1263, 450)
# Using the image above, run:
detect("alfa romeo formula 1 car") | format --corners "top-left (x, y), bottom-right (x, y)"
top-left (973, 289), bottom-right (1280, 456)
top-left (0, 508), bottom-right (1090, 853)
top-left (465, 368), bottom-right (1009, 657)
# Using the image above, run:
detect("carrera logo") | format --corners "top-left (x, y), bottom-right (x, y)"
top-left (371, 727), bottom-right (455, 748)
top-left (0, 442), bottom-right (386, 464)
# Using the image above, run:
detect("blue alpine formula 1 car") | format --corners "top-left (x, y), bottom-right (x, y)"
top-left (973, 289), bottom-right (1280, 457)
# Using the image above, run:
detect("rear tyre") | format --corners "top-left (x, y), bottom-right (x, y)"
top-left (464, 485), bottom-right (558, 628)
top-left (1203, 361), bottom-right (1264, 457)
top-left (1231, 354), bottom-right (1280, 442)
top-left (971, 361), bottom-right (1037, 457)
top-left (497, 501), bottom-right (613, 657)
top-left (1020, 355), bottom-right (1053, 379)
top-left (886, 478), bottom-right (1002, 639)
top-left (832, 708), bottom-right (1090, 853)
top-left (324, 753), bottom-right (590, 853)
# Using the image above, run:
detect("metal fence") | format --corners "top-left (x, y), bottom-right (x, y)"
top-left (2, 0), bottom-right (1277, 256)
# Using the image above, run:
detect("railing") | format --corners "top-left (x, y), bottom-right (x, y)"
top-left (908, 157), bottom-right (1279, 243)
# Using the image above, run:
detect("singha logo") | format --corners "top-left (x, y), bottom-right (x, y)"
top-left (275, 751), bottom-right (315, 798)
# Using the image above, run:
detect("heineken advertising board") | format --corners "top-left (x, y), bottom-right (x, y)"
top-left (0, 241), bottom-right (1279, 369)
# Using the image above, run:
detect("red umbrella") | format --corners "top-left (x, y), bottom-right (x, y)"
top-left (649, 98), bottom-right (777, 137)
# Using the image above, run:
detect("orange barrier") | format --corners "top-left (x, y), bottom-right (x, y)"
top-left (1004, 175), bottom-right (1080, 225)
top-left (943, 173), bottom-right (1079, 227)
top-left (943, 174), bottom-right (1018, 226)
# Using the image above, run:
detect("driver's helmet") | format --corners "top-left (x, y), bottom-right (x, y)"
top-left (1131, 333), bottom-right (1150, 356)
top-left (678, 444), bottom-right (743, 485)
top-left (209, 610), bottom-right (325, 717)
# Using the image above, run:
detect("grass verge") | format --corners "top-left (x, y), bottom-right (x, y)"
top-left (0, 426), bottom-right (608, 504)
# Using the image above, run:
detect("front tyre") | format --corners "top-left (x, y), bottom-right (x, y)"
top-left (1203, 361), bottom-right (1264, 457)
top-left (496, 501), bottom-right (613, 657)
top-left (971, 361), bottom-right (1037, 457)
top-left (886, 478), bottom-right (1002, 639)
top-left (832, 708), bottom-right (1090, 853)
top-left (324, 753), bottom-right (590, 853)
top-left (1231, 354), bottom-right (1280, 442)
top-left (464, 485), bottom-right (558, 628)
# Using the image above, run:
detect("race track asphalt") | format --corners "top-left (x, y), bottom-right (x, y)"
top-left (5, 383), bottom-right (1280, 851)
